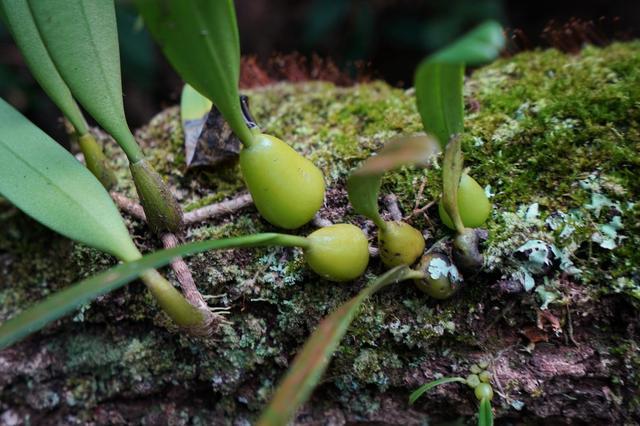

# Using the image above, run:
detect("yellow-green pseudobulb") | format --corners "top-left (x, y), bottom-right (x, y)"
top-left (240, 133), bottom-right (325, 229)
top-left (304, 224), bottom-right (369, 282)
top-left (414, 253), bottom-right (461, 299)
top-left (378, 221), bottom-right (425, 267)
top-left (439, 173), bottom-right (491, 229)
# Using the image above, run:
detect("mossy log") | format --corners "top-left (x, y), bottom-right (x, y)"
top-left (1, 42), bottom-right (639, 424)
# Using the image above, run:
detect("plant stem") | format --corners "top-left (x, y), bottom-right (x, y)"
top-left (442, 136), bottom-right (466, 234)
top-left (375, 217), bottom-right (389, 231)
top-left (271, 234), bottom-right (311, 250)
top-left (129, 159), bottom-right (184, 234)
top-left (139, 269), bottom-right (205, 327)
top-left (118, 132), bottom-right (144, 164)
top-left (77, 132), bottom-right (117, 189)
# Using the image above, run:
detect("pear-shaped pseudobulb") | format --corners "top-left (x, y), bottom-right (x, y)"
top-left (304, 224), bottom-right (369, 282)
top-left (439, 173), bottom-right (491, 229)
top-left (378, 221), bottom-right (425, 267)
top-left (240, 133), bottom-right (325, 229)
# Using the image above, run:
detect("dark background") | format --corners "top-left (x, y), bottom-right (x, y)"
top-left (1, 0), bottom-right (638, 141)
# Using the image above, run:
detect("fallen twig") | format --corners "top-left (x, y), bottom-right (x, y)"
top-left (160, 233), bottom-right (209, 311)
top-left (110, 191), bottom-right (146, 222)
top-left (184, 193), bottom-right (253, 225)
top-left (384, 193), bottom-right (403, 221)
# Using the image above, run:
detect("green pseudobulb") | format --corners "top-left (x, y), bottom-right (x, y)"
top-left (439, 173), bottom-right (491, 229)
top-left (378, 221), bottom-right (425, 267)
top-left (414, 253), bottom-right (461, 299)
top-left (304, 224), bottom-right (369, 282)
top-left (474, 383), bottom-right (494, 401)
top-left (240, 133), bottom-right (325, 229)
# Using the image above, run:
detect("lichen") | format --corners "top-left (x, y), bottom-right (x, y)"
top-left (1, 42), bottom-right (639, 423)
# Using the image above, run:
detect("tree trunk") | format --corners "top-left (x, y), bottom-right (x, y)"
top-left (1, 42), bottom-right (639, 425)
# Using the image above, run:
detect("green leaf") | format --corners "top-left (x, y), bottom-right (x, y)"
top-left (29, 0), bottom-right (143, 161)
top-left (408, 376), bottom-right (467, 405)
top-left (347, 134), bottom-right (440, 227)
top-left (415, 21), bottom-right (504, 147)
top-left (0, 1), bottom-right (87, 134)
top-left (257, 266), bottom-right (423, 426)
top-left (478, 397), bottom-right (494, 426)
top-left (135, 0), bottom-right (255, 147)
top-left (181, 84), bottom-right (212, 123)
top-left (0, 233), bottom-right (294, 350)
top-left (442, 136), bottom-right (465, 233)
top-left (181, 83), bottom-right (211, 166)
top-left (0, 98), bottom-right (139, 261)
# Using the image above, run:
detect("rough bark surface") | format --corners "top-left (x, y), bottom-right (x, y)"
top-left (1, 43), bottom-right (639, 425)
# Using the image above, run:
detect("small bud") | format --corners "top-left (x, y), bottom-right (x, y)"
top-left (470, 364), bottom-right (481, 374)
top-left (479, 371), bottom-right (492, 383)
top-left (130, 159), bottom-right (183, 234)
top-left (466, 374), bottom-right (481, 388)
top-left (453, 228), bottom-right (484, 273)
top-left (474, 383), bottom-right (494, 401)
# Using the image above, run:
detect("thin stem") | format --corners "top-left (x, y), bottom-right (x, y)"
top-left (139, 269), bottom-right (206, 328)
top-left (405, 269), bottom-right (427, 280)
top-left (442, 135), bottom-right (466, 234)
top-left (118, 132), bottom-right (144, 163)
top-left (77, 132), bottom-right (117, 189)
top-left (271, 234), bottom-right (311, 250)
top-left (375, 217), bottom-right (389, 231)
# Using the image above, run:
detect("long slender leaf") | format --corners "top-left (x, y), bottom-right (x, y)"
top-left (257, 266), bottom-right (424, 426)
top-left (29, 0), bottom-right (142, 161)
top-left (415, 21), bottom-right (504, 147)
top-left (0, 98), bottom-right (138, 261)
top-left (478, 397), bottom-right (493, 426)
top-left (0, 1), bottom-right (87, 134)
top-left (136, 0), bottom-right (255, 146)
top-left (0, 233), bottom-right (296, 350)
top-left (408, 376), bottom-right (467, 405)
top-left (347, 134), bottom-right (440, 227)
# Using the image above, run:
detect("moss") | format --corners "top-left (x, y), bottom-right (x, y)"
top-left (1, 42), bottom-right (640, 423)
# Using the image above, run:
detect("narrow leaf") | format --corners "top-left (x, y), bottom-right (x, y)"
top-left (347, 134), bottom-right (440, 227)
top-left (0, 98), bottom-right (138, 261)
top-left (257, 266), bottom-right (423, 426)
top-left (29, 0), bottom-right (142, 161)
top-left (136, 0), bottom-right (255, 146)
top-left (415, 21), bottom-right (505, 147)
top-left (408, 376), bottom-right (467, 405)
top-left (442, 136), bottom-right (465, 233)
top-left (0, 1), bottom-right (87, 134)
top-left (478, 398), bottom-right (494, 426)
top-left (0, 233), bottom-right (291, 350)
